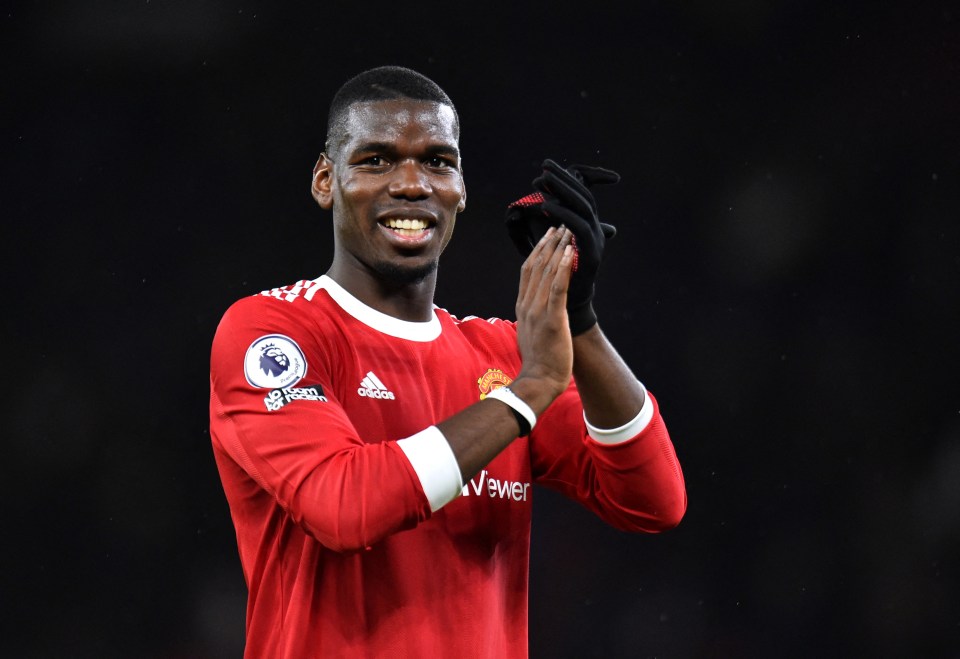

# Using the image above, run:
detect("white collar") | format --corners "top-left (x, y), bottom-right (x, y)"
top-left (312, 275), bottom-right (442, 342)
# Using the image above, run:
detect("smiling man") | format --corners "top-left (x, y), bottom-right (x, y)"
top-left (209, 66), bottom-right (686, 658)
top-left (318, 95), bottom-right (465, 309)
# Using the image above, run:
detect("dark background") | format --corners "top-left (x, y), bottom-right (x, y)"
top-left (5, 2), bottom-right (959, 657)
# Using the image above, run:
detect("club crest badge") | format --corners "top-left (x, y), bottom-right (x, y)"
top-left (477, 368), bottom-right (513, 400)
top-left (244, 334), bottom-right (307, 389)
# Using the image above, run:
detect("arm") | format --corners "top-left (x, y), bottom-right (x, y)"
top-left (571, 324), bottom-right (645, 429)
top-left (527, 321), bottom-right (686, 532)
top-left (505, 159), bottom-right (685, 529)
top-left (438, 226), bottom-right (575, 479)
top-left (563, 325), bottom-right (687, 531)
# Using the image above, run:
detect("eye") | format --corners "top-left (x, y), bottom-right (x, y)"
top-left (426, 156), bottom-right (454, 169)
top-left (361, 155), bottom-right (386, 166)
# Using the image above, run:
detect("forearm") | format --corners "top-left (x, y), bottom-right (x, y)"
top-left (572, 324), bottom-right (646, 429)
top-left (437, 375), bottom-right (557, 483)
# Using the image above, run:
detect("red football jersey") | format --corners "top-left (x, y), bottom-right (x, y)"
top-left (209, 275), bottom-right (686, 658)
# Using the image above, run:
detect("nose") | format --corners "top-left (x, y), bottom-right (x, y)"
top-left (387, 159), bottom-right (432, 200)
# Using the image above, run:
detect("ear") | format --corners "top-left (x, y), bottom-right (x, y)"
top-left (457, 175), bottom-right (467, 212)
top-left (311, 153), bottom-right (334, 210)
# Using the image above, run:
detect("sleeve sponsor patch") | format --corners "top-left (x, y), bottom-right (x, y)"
top-left (244, 334), bottom-right (307, 389)
top-left (264, 385), bottom-right (328, 411)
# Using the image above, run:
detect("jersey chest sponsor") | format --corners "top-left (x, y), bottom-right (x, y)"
top-left (460, 468), bottom-right (530, 502)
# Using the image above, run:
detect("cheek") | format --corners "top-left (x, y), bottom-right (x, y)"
top-left (335, 168), bottom-right (374, 199)
top-left (336, 178), bottom-right (362, 203)
top-left (440, 216), bottom-right (457, 249)
top-left (438, 176), bottom-right (465, 206)
top-left (333, 180), bottom-right (373, 221)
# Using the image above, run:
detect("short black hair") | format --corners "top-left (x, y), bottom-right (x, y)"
top-left (324, 65), bottom-right (459, 157)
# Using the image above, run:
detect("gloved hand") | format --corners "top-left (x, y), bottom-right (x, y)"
top-left (505, 158), bottom-right (619, 334)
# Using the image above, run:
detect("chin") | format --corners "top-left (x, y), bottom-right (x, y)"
top-left (373, 259), bottom-right (438, 285)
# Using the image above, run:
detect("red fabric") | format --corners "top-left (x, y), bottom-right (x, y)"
top-left (209, 278), bottom-right (685, 658)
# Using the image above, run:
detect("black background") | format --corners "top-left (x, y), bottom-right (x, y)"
top-left (5, 2), bottom-right (959, 657)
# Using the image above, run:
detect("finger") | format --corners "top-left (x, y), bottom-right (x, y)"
top-left (535, 170), bottom-right (594, 219)
top-left (548, 242), bottom-right (575, 311)
top-left (531, 224), bottom-right (569, 286)
top-left (537, 163), bottom-right (593, 206)
top-left (520, 225), bottom-right (568, 309)
top-left (541, 199), bottom-right (592, 244)
top-left (517, 225), bottom-right (558, 307)
top-left (568, 164), bottom-right (621, 186)
top-left (530, 227), bottom-right (573, 308)
top-left (541, 159), bottom-right (592, 198)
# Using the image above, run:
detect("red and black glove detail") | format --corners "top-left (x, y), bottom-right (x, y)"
top-left (505, 158), bottom-right (620, 335)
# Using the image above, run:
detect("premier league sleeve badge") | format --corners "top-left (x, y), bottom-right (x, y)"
top-left (243, 334), bottom-right (308, 389)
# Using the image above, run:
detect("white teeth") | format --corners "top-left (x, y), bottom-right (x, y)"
top-left (384, 218), bottom-right (428, 230)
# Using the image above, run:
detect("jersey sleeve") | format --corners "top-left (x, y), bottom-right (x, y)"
top-left (529, 383), bottom-right (687, 533)
top-left (209, 295), bottom-right (439, 552)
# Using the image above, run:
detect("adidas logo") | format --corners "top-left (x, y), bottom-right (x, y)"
top-left (357, 371), bottom-right (396, 400)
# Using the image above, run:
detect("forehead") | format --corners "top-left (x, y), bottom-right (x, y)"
top-left (341, 99), bottom-right (459, 152)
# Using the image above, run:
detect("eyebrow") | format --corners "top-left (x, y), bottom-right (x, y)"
top-left (351, 141), bottom-right (394, 155)
top-left (426, 144), bottom-right (461, 159)
top-left (350, 142), bottom-right (460, 159)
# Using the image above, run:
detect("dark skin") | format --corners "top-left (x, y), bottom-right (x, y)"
top-left (312, 98), bottom-right (645, 482)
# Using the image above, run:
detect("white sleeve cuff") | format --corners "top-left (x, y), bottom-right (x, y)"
top-left (584, 381), bottom-right (654, 445)
top-left (396, 426), bottom-right (463, 512)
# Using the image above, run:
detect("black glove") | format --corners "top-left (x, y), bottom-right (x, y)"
top-left (505, 158), bottom-right (619, 335)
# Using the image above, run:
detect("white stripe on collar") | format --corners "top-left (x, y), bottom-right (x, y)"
top-left (309, 275), bottom-right (442, 342)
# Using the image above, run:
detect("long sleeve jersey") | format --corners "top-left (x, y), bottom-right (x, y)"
top-left (209, 275), bottom-right (686, 658)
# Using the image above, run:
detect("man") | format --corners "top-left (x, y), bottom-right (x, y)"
top-left (209, 65), bottom-right (686, 658)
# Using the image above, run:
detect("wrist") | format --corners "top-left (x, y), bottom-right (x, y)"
top-left (567, 301), bottom-right (597, 336)
top-left (484, 386), bottom-right (536, 436)
top-left (571, 322), bottom-right (603, 346)
top-left (507, 375), bottom-right (565, 417)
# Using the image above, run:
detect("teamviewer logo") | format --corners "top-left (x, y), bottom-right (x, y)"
top-left (357, 371), bottom-right (396, 400)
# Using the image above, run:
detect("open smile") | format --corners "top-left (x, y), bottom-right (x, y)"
top-left (378, 214), bottom-right (437, 246)
top-left (383, 217), bottom-right (432, 236)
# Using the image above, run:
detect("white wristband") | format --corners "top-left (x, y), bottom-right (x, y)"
top-left (485, 386), bottom-right (537, 436)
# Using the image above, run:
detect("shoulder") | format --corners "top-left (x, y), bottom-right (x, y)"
top-left (212, 279), bottom-right (336, 360)
top-left (216, 279), bottom-right (331, 332)
top-left (436, 307), bottom-right (519, 352)
top-left (437, 307), bottom-right (516, 334)
top-left (211, 279), bottom-right (337, 387)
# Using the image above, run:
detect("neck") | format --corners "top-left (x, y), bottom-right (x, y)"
top-left (326, 258), bottom-right (438, 322)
